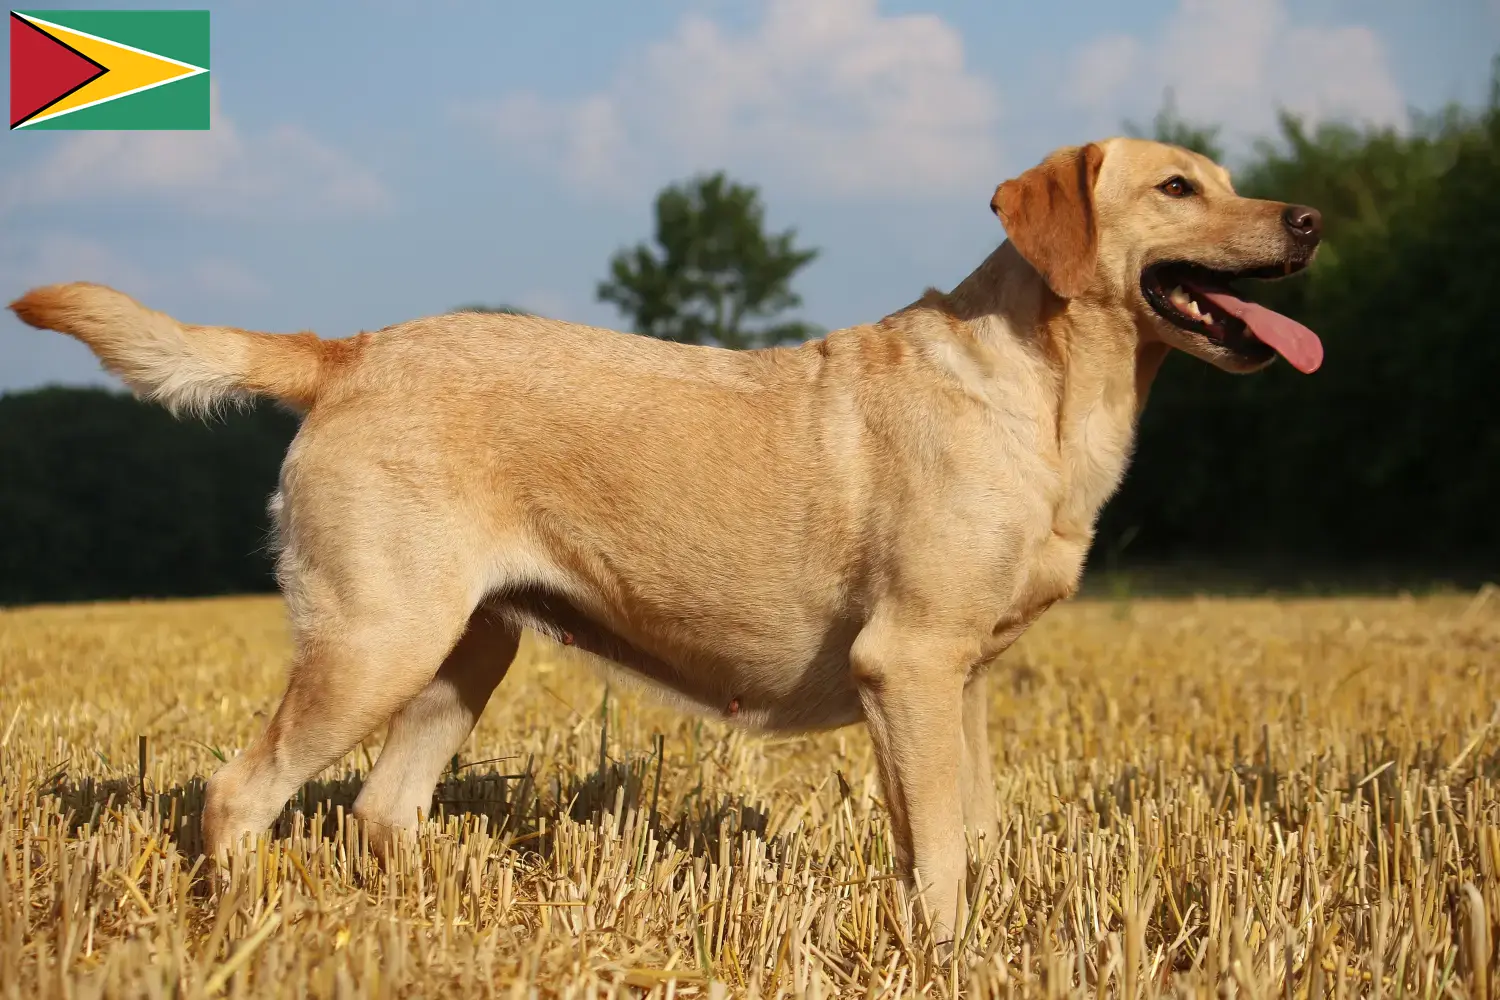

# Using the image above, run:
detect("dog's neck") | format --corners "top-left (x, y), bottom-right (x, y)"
top-left (944, 243), bottom-right (1170, 534)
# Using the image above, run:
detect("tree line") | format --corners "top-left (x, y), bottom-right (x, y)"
top-left (3, 75), bottom-right (1496, 604)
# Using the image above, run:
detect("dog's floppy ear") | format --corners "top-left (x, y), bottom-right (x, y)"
top-left (990, 143), bottom-right (1105, 300)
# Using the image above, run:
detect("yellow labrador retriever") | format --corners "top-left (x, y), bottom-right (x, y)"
top-left (10, 137), bottom-right (1323, 947)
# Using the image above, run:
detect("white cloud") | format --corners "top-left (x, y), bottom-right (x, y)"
top-left (1, 85), bottom-right (388, 219)
top-left (457, 0), bottom-right (1002, 201)
top-left (0, 232), bottom-right (265, 312)
top-left (188, 258), bottom-right (269, 300)
top-left (0, 233), bottom-right (154, 297)
top-left (1065, 0), bottom-right (1406, 147)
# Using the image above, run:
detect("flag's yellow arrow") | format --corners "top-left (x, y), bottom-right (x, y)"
top-left (17, 14), bottom-right (207, 126)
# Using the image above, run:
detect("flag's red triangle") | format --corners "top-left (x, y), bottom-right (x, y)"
top-left (10, 13), bottom-right (109, 129)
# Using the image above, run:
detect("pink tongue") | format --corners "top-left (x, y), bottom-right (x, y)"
top-left (1193, 287), bottom-right (1324, 374)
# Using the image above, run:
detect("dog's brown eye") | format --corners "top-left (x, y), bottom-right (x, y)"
top-left (1158, 176), bottom-right (1195, 198)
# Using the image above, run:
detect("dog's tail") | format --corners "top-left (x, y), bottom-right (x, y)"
top-left (9, 282), bottom-right (338, 416)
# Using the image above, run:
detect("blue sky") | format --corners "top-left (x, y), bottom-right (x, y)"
top-left (2, 0), bottom-right (1496, 392)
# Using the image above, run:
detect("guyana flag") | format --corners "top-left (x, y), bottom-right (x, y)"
top-left (10, 9), bottom-right (209, 130)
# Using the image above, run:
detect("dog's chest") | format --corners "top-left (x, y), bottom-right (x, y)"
top-left (988, 386), bottom-right (1138, 651)
top-left (1055, 382), bottom-right (1138, 532)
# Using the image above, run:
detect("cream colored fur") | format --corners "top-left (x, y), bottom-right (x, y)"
top-left (9, 138), bottom-right (1320, 952)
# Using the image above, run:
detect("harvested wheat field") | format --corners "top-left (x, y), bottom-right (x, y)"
top-left (1, 591), bottom-right (1498, 999)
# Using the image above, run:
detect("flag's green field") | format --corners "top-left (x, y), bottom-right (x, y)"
top-left (1, 592), bottom-right (1497, 998)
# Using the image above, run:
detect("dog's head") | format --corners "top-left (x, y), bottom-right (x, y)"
top-left (991, 137), bottom-right (1323, 374)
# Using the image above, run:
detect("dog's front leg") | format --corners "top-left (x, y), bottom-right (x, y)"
top-left (960, 671), bottom-right (999, 846)
top-left (851, 618), bottom-right (973, 952)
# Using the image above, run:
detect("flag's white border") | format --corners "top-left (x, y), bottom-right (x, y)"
top-left (13, 12), bottom-right (209, 128)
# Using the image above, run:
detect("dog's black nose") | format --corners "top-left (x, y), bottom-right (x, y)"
top-left (1282, 204), bottom-right (1322, 246)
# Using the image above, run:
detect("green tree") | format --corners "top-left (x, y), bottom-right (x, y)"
top-left (452, 303), bottom-right (531, 315)
top-left (1096, 66), bottom-right (1500, 582)
top-left (1126, 89), bottom-right (1225, 161)
top-left (0, 388), bottom-right (296, 605)
top-left (597, 172), bottom-right (820, 350)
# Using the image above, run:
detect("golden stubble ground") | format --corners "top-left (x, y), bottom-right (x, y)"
top-left (1, 590), bottom-right (1497, 999)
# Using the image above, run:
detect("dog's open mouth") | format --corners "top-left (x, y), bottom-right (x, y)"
top-left (1141, 263), bottom-right (1323, 373)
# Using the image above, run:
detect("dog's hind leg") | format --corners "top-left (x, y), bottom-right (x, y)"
top-left (201, 503), bottom-right (494, 866)
top-left (351, 607), bottom-right (520, 853)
